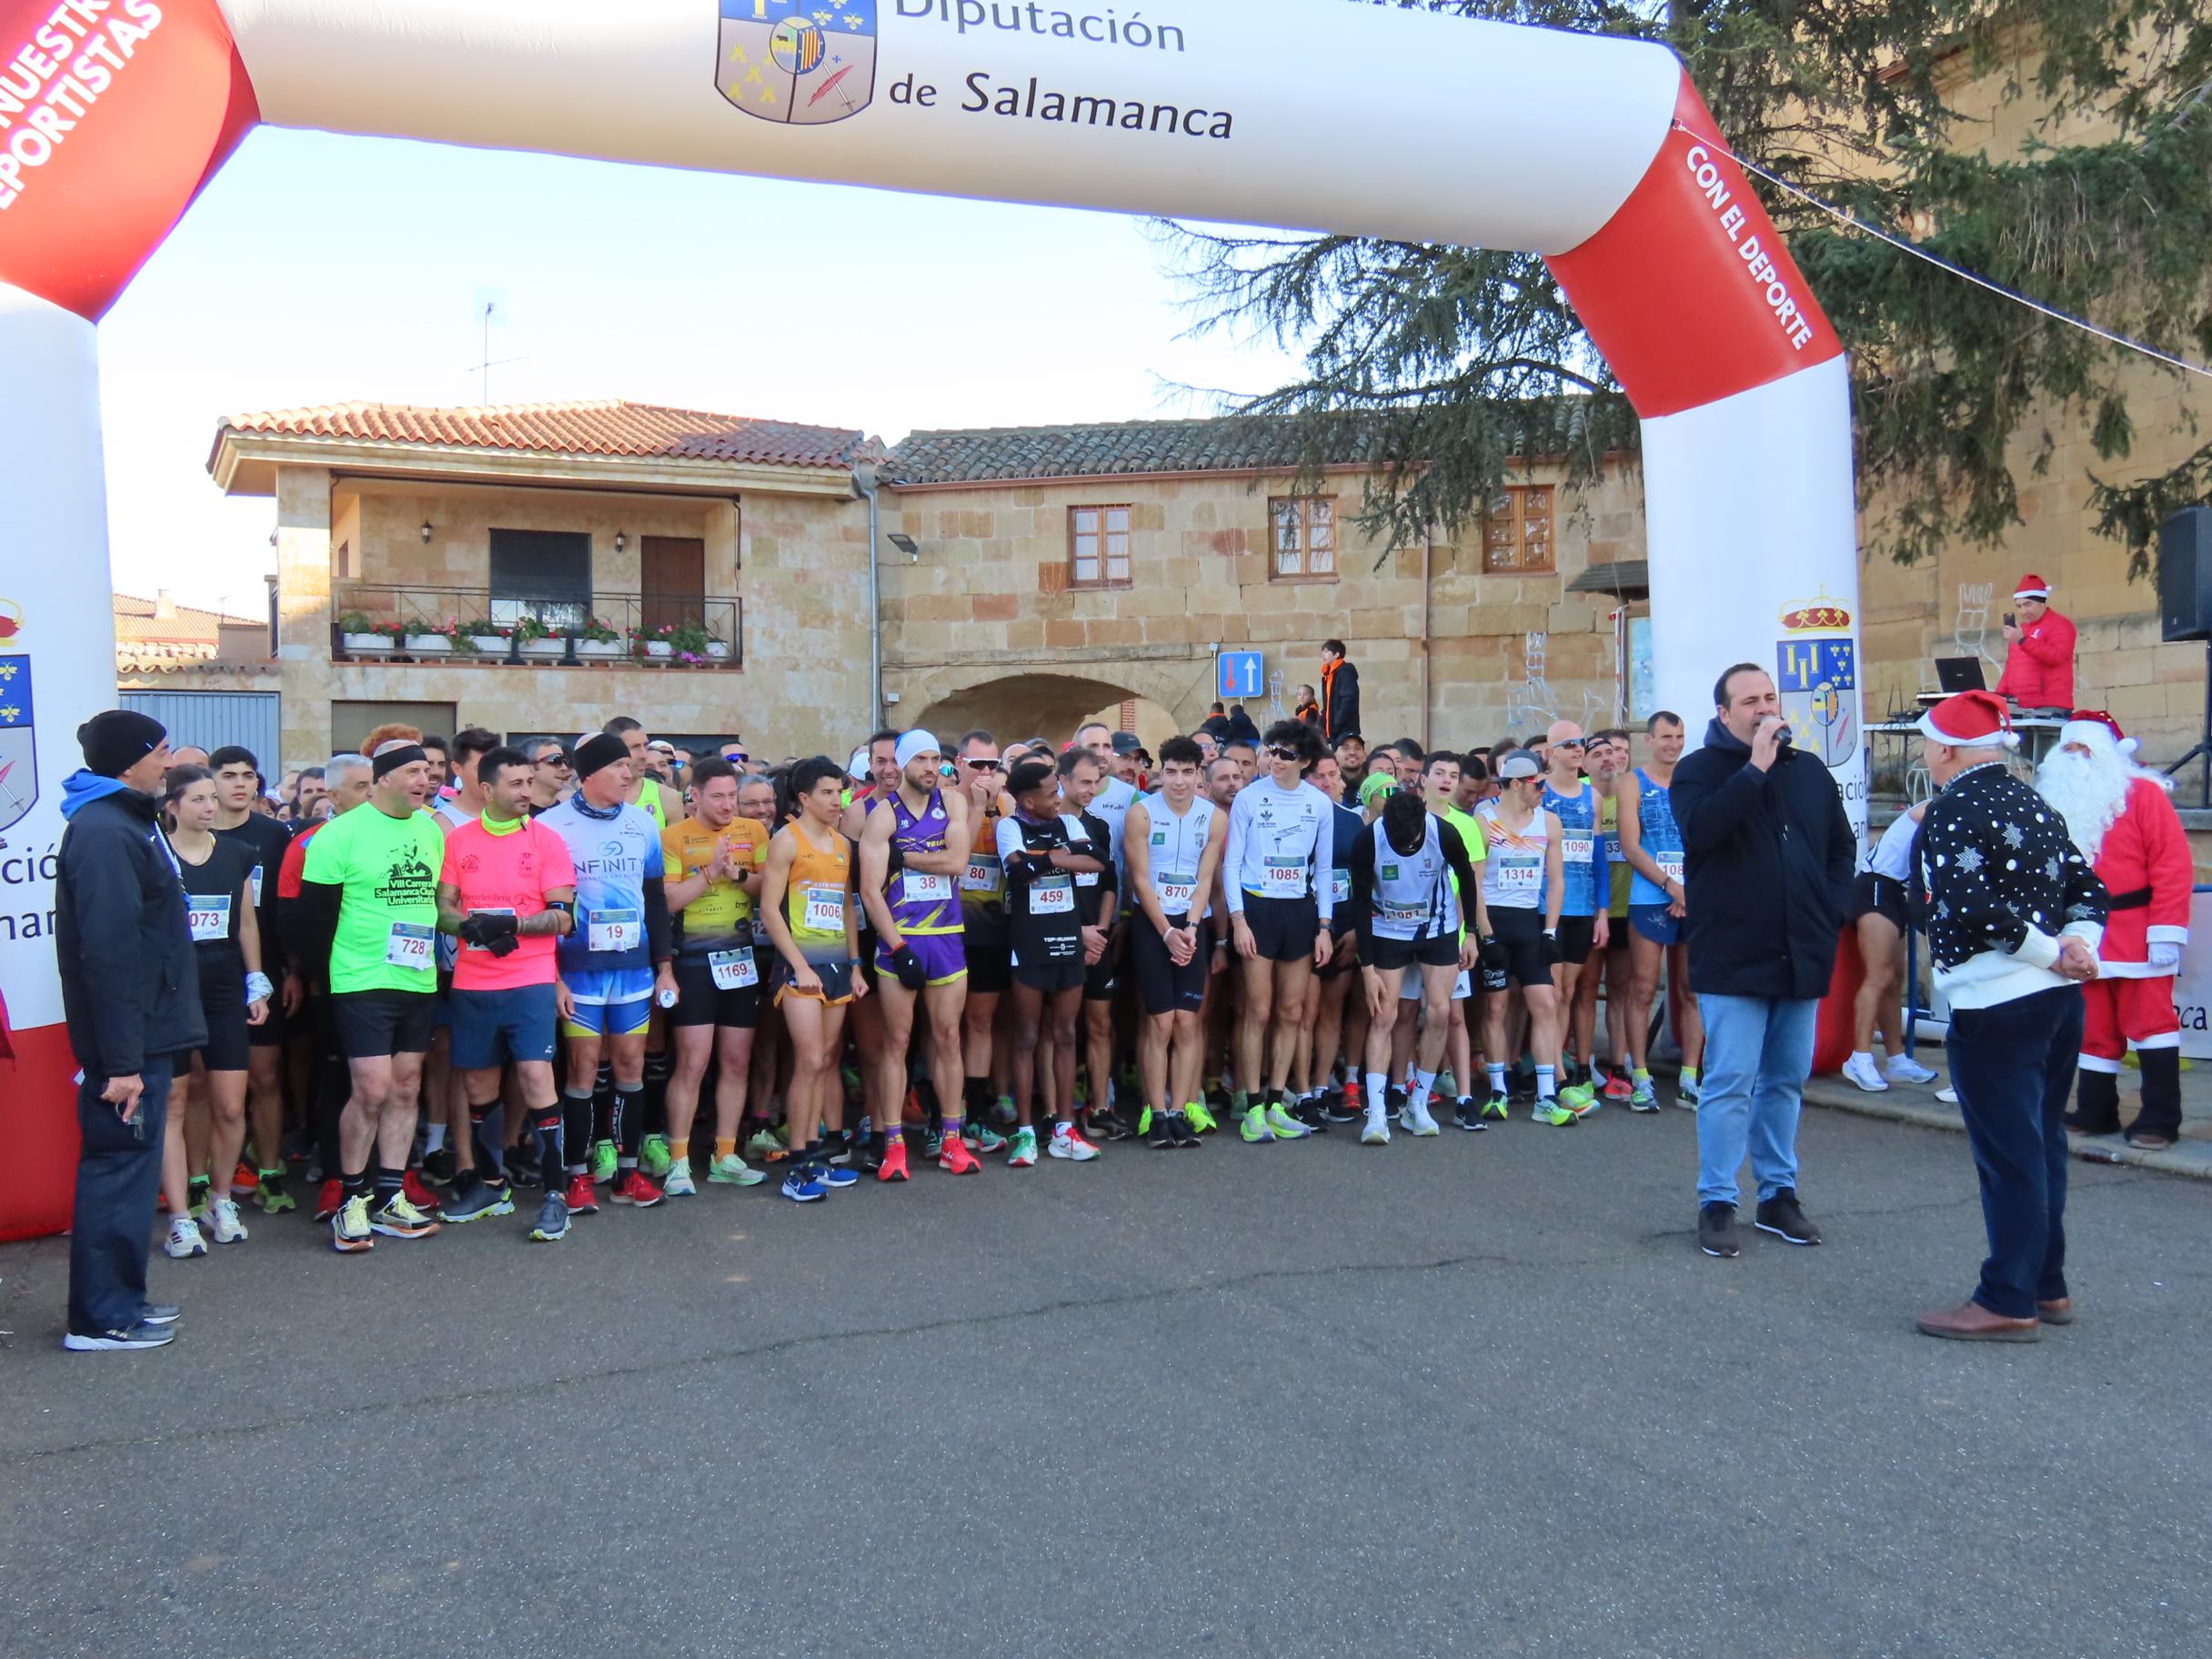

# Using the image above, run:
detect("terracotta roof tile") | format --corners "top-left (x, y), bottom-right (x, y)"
top-left (214, 399), bottom-right (878, 471)
top-left (113, 593), bottom-right (265, 650)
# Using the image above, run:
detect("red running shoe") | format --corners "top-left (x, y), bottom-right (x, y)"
top-left (314, 1178), bottom-right (345, 1222)
top-left (939, 1133), bottom-right (981, 1175)
top-left (402, 1168), bottom-right (439, 1213)
top-left (878, 1138), bottom-right (910, 1181)
top-left (1602, 1072), bottom-right (1634, 1101)
top-left (609, 1170), bottom-right (664, 1209)
top-left (230, 1161), bottom-right (260, 1198)
top-left (565, 1172), bottom-right (599, 1215)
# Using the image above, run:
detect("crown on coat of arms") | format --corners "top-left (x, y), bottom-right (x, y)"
top-left (1779, 587), bottom-right (1852, 633)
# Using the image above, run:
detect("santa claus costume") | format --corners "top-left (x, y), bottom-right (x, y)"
top-left (2035, 710), bottom-right (2191, 1149)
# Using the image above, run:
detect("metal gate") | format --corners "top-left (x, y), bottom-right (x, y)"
top-left (121, 690), bottom-right (282, 772)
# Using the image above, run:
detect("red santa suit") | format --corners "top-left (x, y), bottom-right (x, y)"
top-left (2036, 712), bottom-right (2189, 1141)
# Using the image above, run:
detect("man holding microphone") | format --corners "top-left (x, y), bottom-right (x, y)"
top-left (1912, 689), bottom-right (2106, 1342)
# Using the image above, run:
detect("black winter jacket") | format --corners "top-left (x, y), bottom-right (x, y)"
top-left (55, 781), bottom-right (206, 1077)
top-left (1669, 718), bottom-right (1856, 1000)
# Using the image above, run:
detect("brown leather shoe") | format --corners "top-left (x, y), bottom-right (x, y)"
top-left (2036, 1298), bottom-right (2074, 1326)
top-left (1915, 1301), bottom-right (2041, 1342)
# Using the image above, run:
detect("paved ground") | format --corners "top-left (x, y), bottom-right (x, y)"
top-left (1806, 1046), bottom-right (2212, 1180)
top-left (2, 1102), bottom-right (2207, 1659)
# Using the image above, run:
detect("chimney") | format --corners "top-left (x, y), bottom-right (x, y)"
top-left (153, 588), bottom-right (176, 619)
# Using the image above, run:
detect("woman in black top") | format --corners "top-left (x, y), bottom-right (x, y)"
top-left (161, 767), bottom-right (271, 1257)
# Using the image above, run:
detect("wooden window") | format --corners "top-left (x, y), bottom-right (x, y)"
top-left (1270, 497), bottom-right (1336, 580)
top-left (1070, 506), bottom-right (1131, 588)
top-left (1483, 486), bottom-right (1555, 573)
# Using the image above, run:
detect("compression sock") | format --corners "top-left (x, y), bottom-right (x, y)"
top-left (1410, 1069), bottom-right (1437, 1117)
top-left (562, 1089), bottom-right (594, 1174)
top-left (528, 1105), bottom-right (565, 1185)
top-left (591, 1060), bottom-right (615, 1146)
top-left (643, 1050), bottom-right (671, 1141)
top-left (469, 1101), bottom-right (506, 1179)
top-left (613, 1083), bottom-right (643, 1171)
top-left (963, 1077), bottom-right (991, 1120)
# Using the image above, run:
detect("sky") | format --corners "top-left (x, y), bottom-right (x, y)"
top-left (97, 126), bottom-right (1307, 616)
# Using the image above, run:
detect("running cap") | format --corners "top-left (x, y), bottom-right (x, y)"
top-left (1496, 751), bottom-right (1543, 780)
top-left (1357, 773), bottom-right (1399, 807)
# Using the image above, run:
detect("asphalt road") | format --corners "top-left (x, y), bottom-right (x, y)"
top-left (2, 1102), bottom-right (2206, 1659)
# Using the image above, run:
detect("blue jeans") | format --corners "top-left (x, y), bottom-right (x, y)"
top-left (1946, 985), bottom-right (2084, 1319)
top-left (1695, 994), bottom-right (1817, 1207)
top-left (67, 1052), bottom-right (176, 1336)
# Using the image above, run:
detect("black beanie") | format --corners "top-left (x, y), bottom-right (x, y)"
top-left (572, 732), bottom-right (630, 780)
top-left (77, 709), bottom-right (166, 779)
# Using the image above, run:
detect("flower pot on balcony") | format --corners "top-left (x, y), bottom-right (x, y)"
top-left (342, 632), bottom-right (392, 653)
top-left (577, 638), bottom-right (623, 660)
top-left (403, 634), bottom-right (452, 654)
top-left (468, 635), bottom-right (509, 656)
top-left (520, 637), bottom-right (566, 659)
top-left (704, 640), bottom-right (731, 660)
top-left (641, 640), bottom-right (674, 659)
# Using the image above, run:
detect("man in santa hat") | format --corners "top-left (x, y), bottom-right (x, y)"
top-left (1914, 689), bottom-right (2106, 1342)
top-left (2036, 710), bottom-right (2192, 1151)
top-left (1995, 575), bottom-right (2076, 710)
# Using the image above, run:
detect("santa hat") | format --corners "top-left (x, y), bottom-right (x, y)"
top-left (2060, 709), bottom-right (2139, 759)
top-left (1917, 689), bottom-right (2019, 749)
top-left (2012, 574), bottom-right (2052, 600)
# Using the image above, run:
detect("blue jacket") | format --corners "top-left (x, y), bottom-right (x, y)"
top-left (55, 772), bottom-right (206, 1077)
top-left (1668, 719), bottom-right (1855, 1000)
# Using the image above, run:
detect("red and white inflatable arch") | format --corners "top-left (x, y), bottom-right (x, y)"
top-left (0, 0), bottom-right (1862, 1237)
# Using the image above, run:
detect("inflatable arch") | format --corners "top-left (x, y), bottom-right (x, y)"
top-left (0, 0), bottom-right (1863, 1238)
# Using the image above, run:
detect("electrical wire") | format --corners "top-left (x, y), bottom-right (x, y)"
top-left (1677, 120), bottom-right (2212, 382)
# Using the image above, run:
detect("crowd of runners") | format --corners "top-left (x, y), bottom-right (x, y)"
top-left (149, 704), bottom-right (1767, 1255)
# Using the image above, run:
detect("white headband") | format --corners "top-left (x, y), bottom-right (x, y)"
top-left (895, 729), bottom-right (941, 769)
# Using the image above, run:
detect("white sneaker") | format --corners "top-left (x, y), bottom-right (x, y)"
top-left (203, 1198), bottom-right (248, 1244)
top-left (1398, 1099), bottom-right (1441, 1137)
top-left (662, 1162), bottom-right (696, 1198)
top-left (1885, 1054), bottom-right (1938, 1085)
top-left (1360, 1104), bottom-right (1392, 1145)
top-left (1936, 1086), bottom-right (1958, 1104)
top-left (1047, 1129), bottom-right (1100, 1161)
top-left (1840, 1053), bottom-right (1889, 1093)
top-left (165, 1216), bottom-right (207, 1259)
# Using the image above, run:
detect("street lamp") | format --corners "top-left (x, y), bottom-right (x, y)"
top-left (888, 532), bottom-right (920, 562)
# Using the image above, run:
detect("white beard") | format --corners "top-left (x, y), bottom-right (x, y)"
top-left (2035, 748), bottom-right (2129, 862)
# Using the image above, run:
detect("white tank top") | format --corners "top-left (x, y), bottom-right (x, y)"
top-left (1370, 815), bottom-right (1460, 940)
top-left (1477, 800), bottom-right (1550, 911)
top-left (1140, 789), bottom-right (1215, 918)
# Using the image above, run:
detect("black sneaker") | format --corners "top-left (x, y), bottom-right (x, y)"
top-left (1453, 1098), bottom-right (1488, 1132)
top-left (64, 1322), bottom-right (176, 1352)
top-left (824, 1131), bottom-right (855, 1167)
top-left (422, 1146), bottom-right (458, 1186)
top-left (1320, 1091), bottom-right (1361, 1124)
top-left (1292, 1096), bottom-right (1331, 1134)
top-left (1754, 1190), bottom-right (1823, 1246)
top-left (1698, 1202), bottom-right (1741, 1258)
top-left (1170, 1111), bottom-right (1204, 1149)
top-left (1150, 1111), bottom-right (1176, 1150)
top-left (1384, 1085), bottom-right (1408, 1121)
top-left (507, 1145), bottom-right (543, 1189)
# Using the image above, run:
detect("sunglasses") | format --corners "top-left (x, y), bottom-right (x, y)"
top-left (538, 755), bottom-right (572, 769)
top-left (1266, 745), bottom-right (1300, 760)
top-left (963, 757), bottom-right (1004, 772)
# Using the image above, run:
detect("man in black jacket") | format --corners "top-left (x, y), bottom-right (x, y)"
top-left (1671, 663), bottom-right (1855, 1260)
top-left (1321, 639), bottom-right (1361, 747)
top-left (55, 709), bottom-right (206, 1351)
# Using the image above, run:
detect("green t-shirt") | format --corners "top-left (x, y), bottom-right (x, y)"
top-left (303, 803), bottom-right (444, 993)
top-left (1441, 805), bottom-right (1487, 941)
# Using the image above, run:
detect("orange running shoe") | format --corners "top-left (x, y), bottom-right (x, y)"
top-left (879, 1138), bottom-right (911, 1181)
top-left (939, 1133), bottom-right (981, 1175)
top-left (230, 1161), bottom-right (259, 1198)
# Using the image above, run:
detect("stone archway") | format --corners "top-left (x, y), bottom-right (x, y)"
top-left (898, 658), bottom-right (1217, 747)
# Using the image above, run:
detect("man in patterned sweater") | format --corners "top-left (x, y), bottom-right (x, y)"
top-left (1913, 690), bottom-right (2107, 1342)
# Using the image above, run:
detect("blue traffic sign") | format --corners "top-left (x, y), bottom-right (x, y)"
top-left (1217, 649), bottom-right (1263, 701)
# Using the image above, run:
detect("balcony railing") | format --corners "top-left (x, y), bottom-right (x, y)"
top-left (330, 586), bottom-right (742, 669)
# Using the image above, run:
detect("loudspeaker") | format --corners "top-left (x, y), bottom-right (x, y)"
top-left (2159, 506), bottom-right (2212, 642)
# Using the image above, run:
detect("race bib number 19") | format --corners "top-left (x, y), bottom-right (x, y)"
top-left (587, 908), bottom-right (641, 953)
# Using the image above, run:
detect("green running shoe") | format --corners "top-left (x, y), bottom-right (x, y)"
top-left (1559, 1081), bottom-right (1600, 1118)
top-left (709, 1152), bottom-right (767, 1187)
top-left (1629, 1081), bottom-right (1660, 1111)
top-left (638, 1133), bottom-right (674, 1179)
top-left (1482, 1091), bottom-right (1511, 1120)
top-left (255, 1171), bottom-right (296, 1214)
top-left (588, 1139), bottom-right (618, 1184)
top-left (1007, 1126), bottom-right (1039, 1167)
top-left (1137, 1104), bottom-right (1153, 1138)
top-left (965, 1121), bottom-right (1009, 1154)
top-left (1184, 1100), bottom-right (1218, 1135)
top-left (1530, 1098), bottom-right (1580, 1127)
top-left (1239, 1104), bottom-right (1274, 1143)
top-left (1264, 1101), bottom-right (1312, 1140)
top-left (744, 1124), bottom-right (787, 1160)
